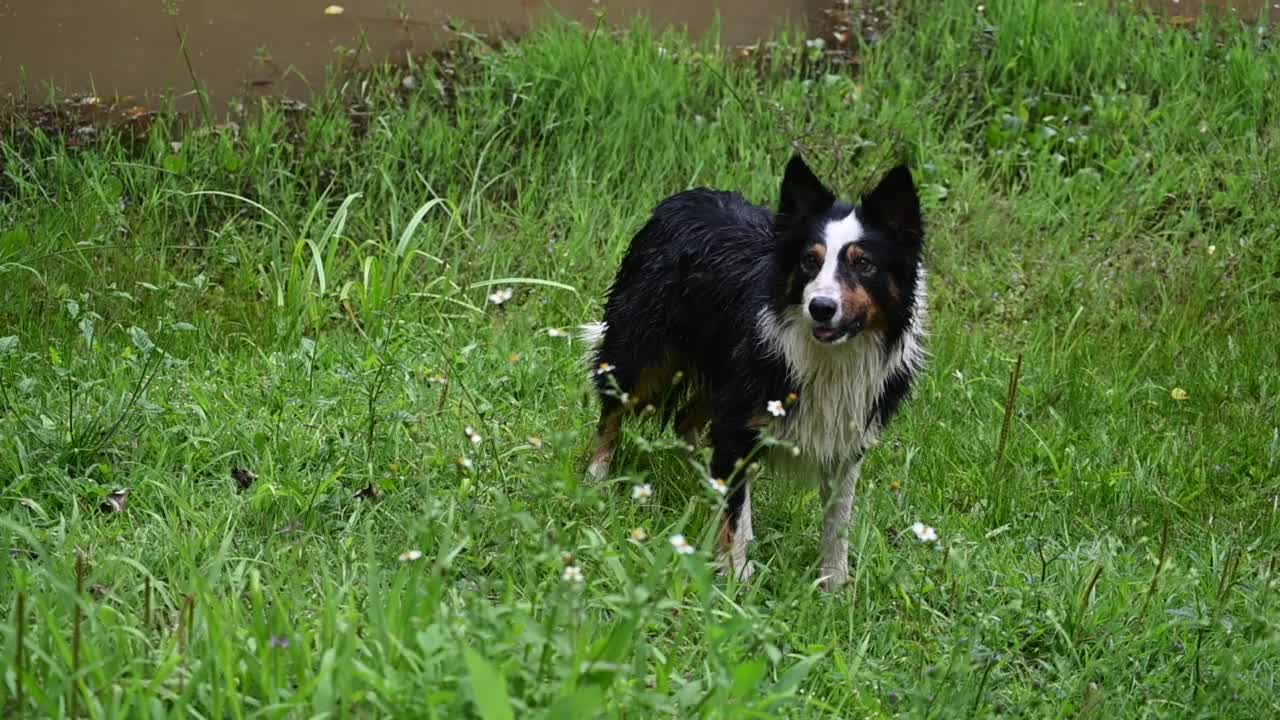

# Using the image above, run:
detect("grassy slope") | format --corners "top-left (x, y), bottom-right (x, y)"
top-left (2, 0), bottom-right (1278, 717)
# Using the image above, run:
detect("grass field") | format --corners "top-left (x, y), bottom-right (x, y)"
top-left (2, 0), bottom-right (1279, 716)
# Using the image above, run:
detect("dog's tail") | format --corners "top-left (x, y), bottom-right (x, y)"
top-left (579, 321), bottom-right (608, 378)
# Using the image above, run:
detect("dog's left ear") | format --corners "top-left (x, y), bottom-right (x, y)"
top-left (861, 165), bottom-right (922, 246)
top-left (778, 154), bottom-right (835, 222)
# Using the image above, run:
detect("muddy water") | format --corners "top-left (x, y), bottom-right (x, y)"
top-left (0, 1), bottom-right (1271, 106)
top-left (0, 0), bottom-right (822, 105)
top-left (1142, 0), bottom-right (1272, 21)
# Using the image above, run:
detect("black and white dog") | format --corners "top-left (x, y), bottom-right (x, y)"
top-left (583, 155), bottom-right (927, 589)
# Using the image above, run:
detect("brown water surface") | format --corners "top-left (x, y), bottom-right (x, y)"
top-left (0, 0), bottom-right (824, 106)
top-left (0, 1), bottom-right (1271, 108)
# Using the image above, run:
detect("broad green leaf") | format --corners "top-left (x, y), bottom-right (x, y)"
top-left (545, 685), bottom-right (604, 720)
top-left (128, 326), bottom-right (155, 355)
top-left (464, 646), bottom-right (514, 720)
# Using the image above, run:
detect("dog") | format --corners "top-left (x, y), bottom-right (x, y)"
top-left (582, 155), bottom-right (927, 589)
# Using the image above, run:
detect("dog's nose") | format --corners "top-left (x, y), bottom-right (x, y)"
top-left (808, 297), bottom-right (838, 323)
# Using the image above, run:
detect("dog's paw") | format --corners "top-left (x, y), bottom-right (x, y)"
top-left (585, 459), bottom-right (610, 482)
top-left (817, 567), bottom-right (848, 593)
top-left (719, 553), bottom-right (755, 584)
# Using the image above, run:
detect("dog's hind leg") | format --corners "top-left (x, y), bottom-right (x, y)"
top-left (673, 389), bottom-right (712, 446)
top-left (587, 398), bottom-right (623, 482)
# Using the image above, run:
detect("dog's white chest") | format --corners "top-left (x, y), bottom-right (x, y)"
top-left (773, 332), bottom-right (887, 469)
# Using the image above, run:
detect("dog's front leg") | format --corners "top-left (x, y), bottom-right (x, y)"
top-left (818, 458), bottom-right (862, 591)
top-left (719, 480), bottom-right (754, 582)
top-left (712, 421), bottom-right (758, 583)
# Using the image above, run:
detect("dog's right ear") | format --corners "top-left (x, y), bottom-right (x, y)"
top-left (778, 154), bottom-right (835, 222)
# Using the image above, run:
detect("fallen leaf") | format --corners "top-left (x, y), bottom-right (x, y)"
top-left (101, 489), bottom-right (129, 514)
top-left (1171, 388), bottom-right (1189, 401)
top-left (231, 466), bottom-right (258, 490)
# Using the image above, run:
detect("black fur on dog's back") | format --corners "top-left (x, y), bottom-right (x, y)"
top-left (592, 189), bottom-right (793, 421)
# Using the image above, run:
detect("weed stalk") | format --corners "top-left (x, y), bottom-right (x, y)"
top-left (72, 552), bottom-right (87, 719)
top-left (144, 575), bottom-right (152, 633)
top-left (993, 353), bottom-right (1023, 520)
top-left (1072, 562), bottom-right (1104, 643)
top-left (15, 591), bottom-right (25, 715)
top-left (1138, 514), bottom-right (1170, 622)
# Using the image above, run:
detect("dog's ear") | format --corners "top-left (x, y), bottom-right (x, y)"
top-left (778, 154), bottom-right (835, 221)
top-left (861, 165), bottom-right (922, 246)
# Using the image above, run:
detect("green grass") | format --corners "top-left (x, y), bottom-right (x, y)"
top-left (2, 0), bottom-right (1279, 716)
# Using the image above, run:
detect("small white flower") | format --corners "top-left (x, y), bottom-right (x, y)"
top-left (670, 534), bottom-right (695, 555)
top-left (562, 564), bottom-right (584, 583)
top-left (487, 287), bottom-right (514, 306)
top-left (709, 477), bottom-right (728, 495)
top-left (323, 4), bottom-right (345, 15)
top-left (456, 456), bottom-right (474, 471)
top-left (1207, 244), bottom-right (1216, 255)
top-left (630, 527), bottom-right (648, 542)
top-left (766, 400), bottom-right (786, 417)
top-left (910, 522), bottom-right (939, 543)
top-left (547, 327), bottom-right (567, 338)
top-left (631, 483), bottom-right (653, 501)
top-left (595, 362), bottom-right (615, 376)
top-left (464, 426), bottom-right (483, 446)
top-left (399, 549), bottom-right (423, 562)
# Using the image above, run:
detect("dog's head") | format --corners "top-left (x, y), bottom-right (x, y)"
top-left (774, 155), bottom-right (924, 346)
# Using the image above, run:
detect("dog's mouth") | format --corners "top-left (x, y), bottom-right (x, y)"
top-left (810, 318), bottom-right (864, 345)
top-left (811, 326), bottom-right (847, 344)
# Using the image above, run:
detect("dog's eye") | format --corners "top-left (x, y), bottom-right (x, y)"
top-left (855, 257), bottom-right (876, 271)
top-left (800, 253), bottom-right (822, 274)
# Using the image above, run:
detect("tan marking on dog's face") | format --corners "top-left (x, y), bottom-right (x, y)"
top-left (840, 284), bottom-right (888, 332)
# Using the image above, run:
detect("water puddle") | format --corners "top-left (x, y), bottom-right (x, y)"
top-left (0, 1), bottom-right (1269, 108)
top-left (0, 0), bottom-right (824, 106)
